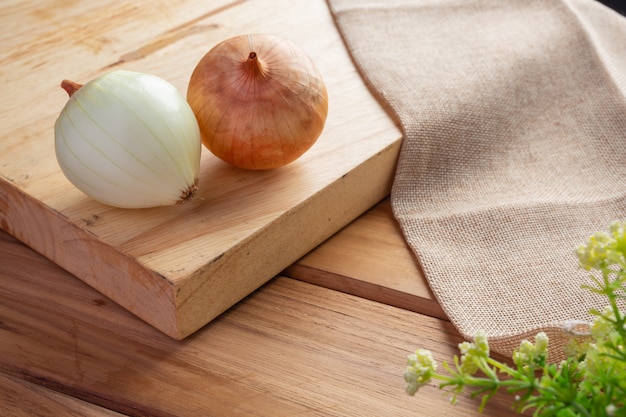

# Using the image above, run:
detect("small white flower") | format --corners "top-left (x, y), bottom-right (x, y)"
top-left (404, 349), bottom-right (437, 396)
top-left (534, 332), bottom-right (549, 355)
top-left (513, 332), bottom-right (549, 369)
top-left (458, 332), bottom-right (490, 375)
top-left (606, 404), bottom-right (616, 416)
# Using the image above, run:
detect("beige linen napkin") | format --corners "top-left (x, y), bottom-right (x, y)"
top-left (327, 0), bottom-right (626, 358)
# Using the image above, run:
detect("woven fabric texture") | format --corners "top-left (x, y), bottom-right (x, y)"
top-left (327, 0), bottom-right (626, 357)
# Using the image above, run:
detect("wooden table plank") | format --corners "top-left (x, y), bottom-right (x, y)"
top-left (0, 372), bottom-right (126, 417)
top-left (285, 197), bottom-right (447, 320)
top-left (0, 230), bottom-right (519, 417)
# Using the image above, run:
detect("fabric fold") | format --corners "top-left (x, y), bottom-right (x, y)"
top-left (328, 0), bottom-right (626, 357)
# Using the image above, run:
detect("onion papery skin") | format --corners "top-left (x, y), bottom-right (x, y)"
top-left (187, 34), bottom-right (329, 170)
top-left (54, 70), bottom-right (202, 209)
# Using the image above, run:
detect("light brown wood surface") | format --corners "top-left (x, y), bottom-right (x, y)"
top-left (0, 0), bottom-right (402, 339)
top-left (0, 373), bottom-right (125, 417)
top-left (0, 228), bottom-right (520, 417)
top-left (286, 198), bottom-right (448, 320)
top-left (0, 1), bottom-right (528, 416)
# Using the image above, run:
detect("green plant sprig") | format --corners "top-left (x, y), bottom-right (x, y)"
top-left (404, 221), bottom-right (626, 416)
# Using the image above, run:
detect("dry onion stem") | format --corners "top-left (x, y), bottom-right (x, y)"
top-left (187, 34), bottom-right (328, 170)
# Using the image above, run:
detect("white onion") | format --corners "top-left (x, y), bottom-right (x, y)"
top-left (54, 70), bottom-right (201, 208)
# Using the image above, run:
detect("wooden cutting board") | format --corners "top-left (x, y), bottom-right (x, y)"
top-left (0, 0), bottom-right (402, 339)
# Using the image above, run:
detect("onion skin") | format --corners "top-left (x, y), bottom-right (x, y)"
top-left (187, 34), bottom-right (328, 170)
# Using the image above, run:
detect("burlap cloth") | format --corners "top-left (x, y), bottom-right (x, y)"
top-left (327, 0), bottom-right (626, 358)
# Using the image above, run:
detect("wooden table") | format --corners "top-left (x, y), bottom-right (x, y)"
top-left (1, 0), bottom-right (523, 416)
top-left (1, 198), bottom-right (523, 417)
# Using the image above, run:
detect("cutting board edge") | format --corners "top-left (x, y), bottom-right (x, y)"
top-left (0, 177), bottom-right (180, 336)
top-left (173, 138), bottom-right (402, 338)
top-left (0, 136), bottom-right (401, 339)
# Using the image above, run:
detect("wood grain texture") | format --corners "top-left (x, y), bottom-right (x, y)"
top-left (0, 0), bottom-right (402, 339)
top-left (0, 373), bottom-right (125, 417)
top-left (285, 198), bottom-right (447, 320)
top-left (0, 230), bottom-right (520, 417)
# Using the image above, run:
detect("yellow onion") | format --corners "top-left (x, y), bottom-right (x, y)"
top-left (187, 34), bottom-right (328, 170)
top-left (54, 70), bottom-right (202, 208)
